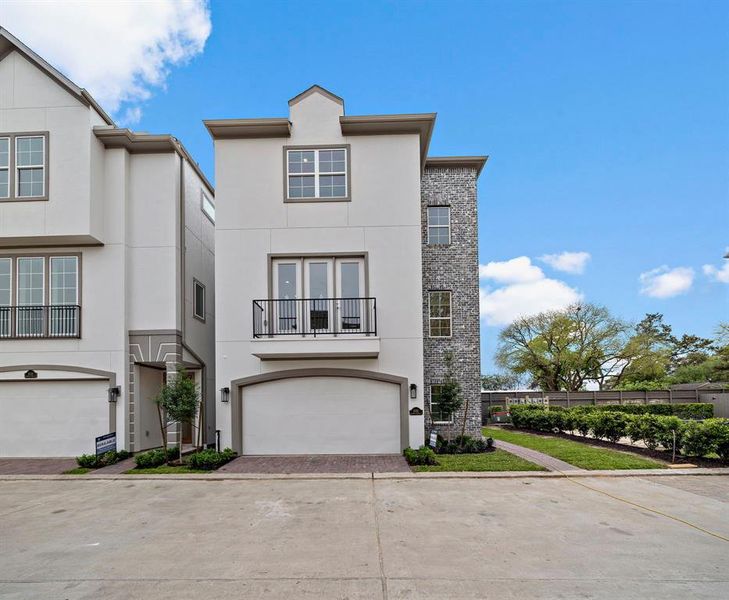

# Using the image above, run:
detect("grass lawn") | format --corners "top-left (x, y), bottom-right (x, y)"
top-left (484, 427), bottom-right (665, 470)
top-left (63, 467), bottom-right (92, 475)
top-left (412, 448), bottom-right (546, 472)
top-left (125, 466), bottom-right (209, 475)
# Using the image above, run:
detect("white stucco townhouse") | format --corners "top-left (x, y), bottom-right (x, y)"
top-left (0, 28), bottom-right (215, 457)
top-left (207, 86), bottom-right (485, 455)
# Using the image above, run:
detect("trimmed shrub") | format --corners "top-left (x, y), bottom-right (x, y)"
top-left (75, 449), bottom-right (130, 469)
top-left (134, 448), bottom-right (168, 469)
top-left (187, 448), bottom-right (237, 470)
top-left (626, 414), bottom-right (663, 450)
top-left (655, 416), bottom-right (686, 453)
top-left (404, 446), bottom-right (438, 466)
top-left (682, 421), bottom-right (717, 458)
top-left (435, 435), bottom-right (493, 454)
top-left (707, 420), bottom-right (729, 462)
top-left (589, 412), bottom-right (628, 443)
top-left (569, 403), bottom-right (711, 419)
top-left (671, 403), bottom-right (713, 420)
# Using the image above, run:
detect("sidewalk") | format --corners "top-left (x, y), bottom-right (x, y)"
top-left (493, 439), bottom-right (584, 471)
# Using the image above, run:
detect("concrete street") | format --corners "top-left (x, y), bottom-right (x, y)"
top-left (1, 475), bottom-right (728, 599)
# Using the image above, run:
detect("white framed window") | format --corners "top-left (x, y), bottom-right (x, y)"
top-left (428, 291), bottom-right (452, 337)
top-left (427, 206), bottom-right (450, 245)
top-left (16, 136), bottom-right (45, 198)
top-left (50, 256), bottom-right (79, 305)
top-left (0, 258), bottom-right (11, 337)
top-left (286, 147), bottom-right (347, 200)
top-left (17, 257), bottom-right (45, 337)
top-left (430, 384), bottom-right (454, 424)
top-left (193, 279), bottom-right (206, 321)
top-left (201, 191), bottom-right (215, 223)
top-left (0, 138), bottom-right (9, 199)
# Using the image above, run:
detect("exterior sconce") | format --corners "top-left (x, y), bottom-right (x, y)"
top-left (107, 386), bottom-right (121, 403)
top-left (220, 387), bottom-right (230, 403)
top-left (409, 383), bottom-right (417, 399)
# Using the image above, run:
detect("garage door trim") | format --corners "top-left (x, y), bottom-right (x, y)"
top-left (0, 364), bottom-right (117, 434)
top-left (230, 368), bottom-right (409, 453)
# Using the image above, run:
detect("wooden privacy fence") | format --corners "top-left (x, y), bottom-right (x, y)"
top-left (481, 389), bottom-right (712, 425)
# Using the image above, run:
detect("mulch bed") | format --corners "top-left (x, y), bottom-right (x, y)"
top-left (493, 426), bottom-right (728, 469)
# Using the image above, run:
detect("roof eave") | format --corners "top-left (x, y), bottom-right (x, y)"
top-left (425, 155), bottom-right (490, 177)
top-left (203, 118), bottom-right (291, 140)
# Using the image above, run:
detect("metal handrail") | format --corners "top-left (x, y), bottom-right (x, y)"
top-left (253, 297), bottom-right (376, 338)
top-left (0, 305), bottom-right (81, 339)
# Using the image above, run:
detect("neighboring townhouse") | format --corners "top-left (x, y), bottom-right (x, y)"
top-left (0, 29), bottom-right (215, 457)
top-left (206, 85), bottom-right (484, 455)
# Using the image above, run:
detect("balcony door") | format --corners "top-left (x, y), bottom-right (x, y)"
top-left (272, 259), bottom-right (301, 334)
top-left (336, 258), bottom-right (365, 333)
top-left (304, 259), bottom-right (333, 333)
top-left (271, 256), bottom-right (365, 336)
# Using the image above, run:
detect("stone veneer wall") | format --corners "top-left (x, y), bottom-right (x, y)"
top-left (421, 166), bottom-right (482, 437)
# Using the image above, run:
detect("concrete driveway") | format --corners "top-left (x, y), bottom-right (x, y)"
top-left (1, 475), bottom-right (728, 599)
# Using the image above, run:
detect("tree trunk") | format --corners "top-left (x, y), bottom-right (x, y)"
top-left (157, 404), bottom-right (168, 455)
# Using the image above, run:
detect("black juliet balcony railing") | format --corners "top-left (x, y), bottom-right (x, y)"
top-left (0, 305), bottom-right (81, 339)
top-left (253, 297), bottom-right (376, 338)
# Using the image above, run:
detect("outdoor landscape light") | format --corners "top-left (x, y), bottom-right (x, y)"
top-left (410, 383), bottom-right (417, 399)
top-left (220, 387), bottom-right (230, 403)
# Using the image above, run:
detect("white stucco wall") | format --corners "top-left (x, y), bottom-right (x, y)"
top-left (214, 90), bottom-right (425, 450)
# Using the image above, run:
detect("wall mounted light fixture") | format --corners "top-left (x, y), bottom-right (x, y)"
top-left (220, 387), bottom-right (230, 403)
top-left (107, 386), bottom-right (121, 403)
top-left (409, 383), bottom-right (417, 399)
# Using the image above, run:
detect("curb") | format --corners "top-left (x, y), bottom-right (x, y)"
top-left (1, 468), bottom-right (728, 482)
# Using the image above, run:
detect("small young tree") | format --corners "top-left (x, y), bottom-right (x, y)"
top-left (436, 352), bottom-right (464, 441)
top-left (154, 368), bottom-right (200, 462)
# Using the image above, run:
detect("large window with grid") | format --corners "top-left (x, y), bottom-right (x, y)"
top-left (0, 133), bottom-right (48, 201)
top-left (286, 147), bottom-right (348, 200)
top-left (428, 291), bottom-right (452, 337)
top-left (430, 384), bottom-right (453, 424)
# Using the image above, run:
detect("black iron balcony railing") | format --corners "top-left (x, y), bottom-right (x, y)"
top-left (0, 305), bottom-right (81, 339)
top-left (253, 297), bottom-right (376, 338)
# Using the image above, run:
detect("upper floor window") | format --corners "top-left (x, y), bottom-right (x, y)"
top-left (0, 138), bottom-right (9, 199)
top-left (193, 279), bottom-right (206, 322)
top-left (0, 254), bottom-right (79, 338)
top-left (286, 147), bottom-right (348, 200)
top-left (428, 290), bottom-right (452, 337)
top-left (201, 191), bottom-right (215, 223)
top-left (0, 133), bottom-right (48, 201)
top-left (427, 206), bottom-right (450, 245)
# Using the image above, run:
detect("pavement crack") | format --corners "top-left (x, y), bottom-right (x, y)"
top-left (370, 474), bottom-right (388, 600)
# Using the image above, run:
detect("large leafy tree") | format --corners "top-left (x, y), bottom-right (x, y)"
top-left (495, 303), bottom-right (637, 391)
top-left (481, 372), bottom-right (524, 391)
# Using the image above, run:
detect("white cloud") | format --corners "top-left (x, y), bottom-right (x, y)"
top-left (2, 0), bottom-right (212, 121)
top-left (639, 266), bottom-right (694, 298)
top-left (480, 280), bottom-right (583, 326)
top-left (539, 251), bottom-right (591, 274)
top-left (703, 262), bottom-right (729, 284)
top-left (479, 256), bottom-right (583, 326)
top-left (479, 256), bottom-right (544, 284)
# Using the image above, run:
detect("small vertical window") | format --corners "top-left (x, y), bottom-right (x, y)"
top-left (428, 291), bottom-right (452, 337)
top-left (49, 256), bottom-right (79, 336)
top-left (0, 138), bottom-right (9, 198)
top-left (193, 279), bottom-right (206, 321)
top-left (201, 191), bottom-right (215, 223)
top-left (16, 136), bottom-right (45, 198)
top-left (430, 384), bottom-right (453, 423)
top-left (427, 206), bottom-right (450, 245)
top-left (0, 258), bottom-right (11, 337)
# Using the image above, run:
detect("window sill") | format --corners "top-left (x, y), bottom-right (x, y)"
top-left (284, 196), bottom-right (351, 203)
top-left (0, 196), bottom-right (49, 202)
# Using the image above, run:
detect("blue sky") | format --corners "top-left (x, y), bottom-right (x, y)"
top-left (5, 0), bottom-right (727, 372)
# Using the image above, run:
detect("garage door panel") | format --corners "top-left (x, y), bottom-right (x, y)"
top-left (0, 381), bottom-right (109, 457)
top-left (242, 377), bottom-right (401, 455)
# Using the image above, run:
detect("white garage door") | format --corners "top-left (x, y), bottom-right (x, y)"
top-left (0, 380), bottom-right (110, 457)
top-left (242, 376), bottom-right (401, 455)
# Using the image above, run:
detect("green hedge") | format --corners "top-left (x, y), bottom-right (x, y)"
top-left (76, 449), bottom-right (130, 469)
top-left (404, 446), bottom-right (438, 466)
top-left (568, 403), bottom-right (713, 419)
top-left (133, 446), bottom-right (180, 469)
top-left (187, 448), bottom-right (237, 470)
top-left (508, 405), bottom-right (729, 460)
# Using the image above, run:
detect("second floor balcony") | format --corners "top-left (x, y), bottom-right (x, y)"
top-left (0, 305), bottom-right (81, 339)
top-left (251, 297), bottom-right (379, 359)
